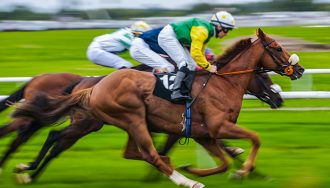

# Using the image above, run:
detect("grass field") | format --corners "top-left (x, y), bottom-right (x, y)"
top-left (0, 26), bottom-right (330, 188)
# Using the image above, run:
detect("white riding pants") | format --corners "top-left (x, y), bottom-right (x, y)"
top-left (86, 41), bottom-right (133, 69)
top-left (130, 38), bottom-right (175, 72)
top-left (158, 24), bottom-right (197, 71)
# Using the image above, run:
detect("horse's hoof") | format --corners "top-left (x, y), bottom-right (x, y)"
top-left (14, 163), bottom-right (30, 173)
top-left (16, 173), bottom-right (32, 184)
top-left (192, 182), bottom-right (205, 188)
top-left (228, 171), bottom-right (244, 182)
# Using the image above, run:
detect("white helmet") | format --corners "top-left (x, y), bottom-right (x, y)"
top-left (130, 21), bottom-right (152, 33)
top-left (210, 11), bottom-right (235, 29)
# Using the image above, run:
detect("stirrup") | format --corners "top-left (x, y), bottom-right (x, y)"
top-left (171, 91), bottom-right (192, 102)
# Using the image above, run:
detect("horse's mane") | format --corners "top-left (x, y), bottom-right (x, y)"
top-left (215, 38), bottom-right (252, 68)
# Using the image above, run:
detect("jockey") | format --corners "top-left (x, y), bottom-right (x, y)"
top-left (130, 27), bottom-right (176, 73)
top-left (86, 21), bottom-right (152, 69)
top-left (130, 27), bottom-right (216, 73)
top-left (158, 11), bottom-right (236, 101)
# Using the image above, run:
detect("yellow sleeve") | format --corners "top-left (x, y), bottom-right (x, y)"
top-left (190, 26), bottom-right (211, 71)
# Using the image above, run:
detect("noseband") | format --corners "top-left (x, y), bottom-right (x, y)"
top-left (261, 40), bottom-right (294, 76)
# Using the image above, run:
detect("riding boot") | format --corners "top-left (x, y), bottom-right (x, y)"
top-left (181, 71), bottom-right (195, 98)
top-left (171, 66), bottom-right (193, 102)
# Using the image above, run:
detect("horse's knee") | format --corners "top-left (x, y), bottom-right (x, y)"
top-left (160, 156), bottom-right (172, 166)
top-left (250, 132), bottom-right (261, 148)
top-left (147, 150), bottom-right (163, 165)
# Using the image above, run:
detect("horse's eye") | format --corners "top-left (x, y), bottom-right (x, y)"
top-left (277, 48), bottom-right (282, 52)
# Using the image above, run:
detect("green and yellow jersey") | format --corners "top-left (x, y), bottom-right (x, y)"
top-left (170, 18), bottom-right (215, 71)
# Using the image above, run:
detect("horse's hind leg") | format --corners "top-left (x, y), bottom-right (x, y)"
top-left (15, 130), bottom-right (61, 173)
top-left (0, 124), bottom-right (11, 138)
top-left (0, 118), bottom-right (31, 139)
top-left (0, 120), bottom-right (41, 169)
top-left (18, 120), bottom-right (103, 182)
top-left (216, 120), bottom-right (260, 177)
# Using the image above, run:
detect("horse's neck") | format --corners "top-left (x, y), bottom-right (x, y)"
top-left (217, 41), bottom-right (264, 92)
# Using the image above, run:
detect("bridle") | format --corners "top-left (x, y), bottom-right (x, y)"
top-left (214, 38), bottom-right (294, 77)
top-left (260, 40), bottom-right (294, 76)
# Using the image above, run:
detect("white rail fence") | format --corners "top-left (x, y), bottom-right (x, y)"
top-left (1, 69), bottom-right (330, 100)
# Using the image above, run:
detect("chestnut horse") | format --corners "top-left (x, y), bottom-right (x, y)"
top-left (13, 29), bottom-right (304, 187)
top-left (12, 39), bottom-right (282, 183)
top-left (1, 58), bottom-right (281, 178)
top-left (12, 72), bottom-right (281, 183)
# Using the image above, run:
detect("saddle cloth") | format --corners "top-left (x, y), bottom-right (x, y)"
top-left (153, 72), bottom-right (184, 105)
top-left (153, 72), bottom-right (193, 138)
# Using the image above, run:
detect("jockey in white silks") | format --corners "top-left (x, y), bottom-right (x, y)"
top-left (86, 21), bottom-right (152, 69)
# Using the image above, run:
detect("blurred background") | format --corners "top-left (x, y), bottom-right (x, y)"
top-left (0, 0), bottom-right (330, 30)
top-left (0, 0), bottom-right (330, 188)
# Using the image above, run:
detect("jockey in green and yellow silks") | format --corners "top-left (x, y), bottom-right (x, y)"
top-left (158, 11), bottom-right (236, 102)
top-left (170, 18), bottom-right (215, 71)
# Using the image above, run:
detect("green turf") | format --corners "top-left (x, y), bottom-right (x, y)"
top-left (0, 110), bottom-right (329, 188)
top-left (0, 26), bottom-right (329, 187)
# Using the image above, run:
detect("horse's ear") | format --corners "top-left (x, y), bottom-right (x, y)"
top-left (256, 28), bottom-right (265, 39)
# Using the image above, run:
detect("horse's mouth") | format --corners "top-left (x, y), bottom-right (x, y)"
top-left (290, 66), bottom-right (305, 80)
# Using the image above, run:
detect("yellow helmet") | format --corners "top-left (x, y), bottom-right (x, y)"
top-left (130, 21), bottom-right (152, 33)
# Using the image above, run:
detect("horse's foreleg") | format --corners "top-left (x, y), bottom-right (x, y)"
top-left (123, 135), bottom-right (142, 160)
top-left (157, 134), bottom-right (181, 156)
top-left (126, 123), bottom-right (204, 188)
top-left (216, 120), bottom-right (260, 177)
top-left (179, 137), bottom-right (229, 177)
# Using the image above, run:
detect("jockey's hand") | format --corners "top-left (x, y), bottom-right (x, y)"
top-left (209, 65), bottom-right (217, 73)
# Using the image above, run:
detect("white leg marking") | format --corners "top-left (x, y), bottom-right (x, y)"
top-left (16, 173), bottom-right (32, 184)
top-left (15, 163), bottom-right (30, 173)
top-left (169, 170), bottom-right (205, 188)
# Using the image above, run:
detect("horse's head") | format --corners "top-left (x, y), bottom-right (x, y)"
top-left (247, 73), bottom-right (283, 108)
top-left (256, 28), bottom-right (304, 80)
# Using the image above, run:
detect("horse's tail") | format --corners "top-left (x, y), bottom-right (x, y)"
top-left (12, 88), bottom-right (93, 126)
top-left (0, 83), bottom-right (27, 112)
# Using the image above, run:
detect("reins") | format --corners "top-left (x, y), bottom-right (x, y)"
top-left (214, 69), bottom-right (256, 76)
